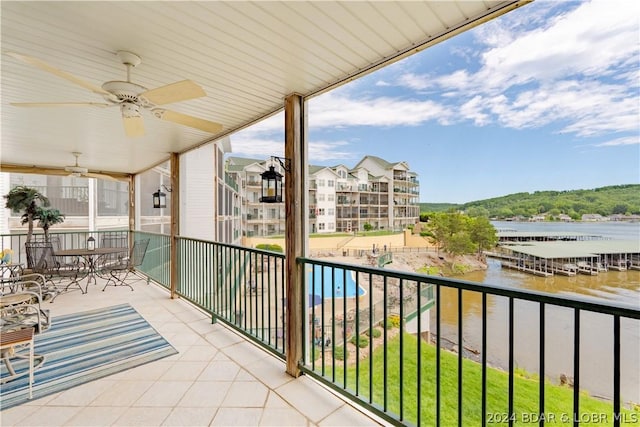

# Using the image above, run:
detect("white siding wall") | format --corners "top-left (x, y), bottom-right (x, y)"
top-left (180, 144), bottom-right (215, 240)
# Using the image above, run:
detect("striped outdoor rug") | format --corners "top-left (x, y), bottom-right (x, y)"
top-left (0, 304), bottom-right (177, 410)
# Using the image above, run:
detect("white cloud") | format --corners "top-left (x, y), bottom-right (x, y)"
top-left (307, 140), bottom-right (356, 162)
top-left (392, 0), bottom-right (640, 138)
top-left (593, 136), bottom-right (640, 147)
top-left (474, 0), bottom-right (639, 86)
top-left (309, 92), bottom-right (451, 128)
top-left (231, 116), bottom-right (357, 162)
top-left (396, 73), bottom-right (433, 91)
top-left (229, 137), bottom-right (284, 158)
top-left (459, 96), bottom-right (490, 126)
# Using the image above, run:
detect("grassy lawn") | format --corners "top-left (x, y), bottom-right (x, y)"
top-left (326, 332), bottom-right (639, 426)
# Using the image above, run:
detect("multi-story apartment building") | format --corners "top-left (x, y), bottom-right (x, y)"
top-left (308, 166), bottom-right (340, 234)
top-left (348, 156), bottom-right (420, 232)
top-left (226, 155), bottom-right (420, 237)
top-left (226, 157), bottom-right (286, 237)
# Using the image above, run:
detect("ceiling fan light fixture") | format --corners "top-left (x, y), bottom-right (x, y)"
top-left (120, 102), bottom-right (141, 118)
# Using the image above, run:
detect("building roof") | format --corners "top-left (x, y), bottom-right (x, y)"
top-left (308, 165), bottom-right (326, 175)
top-left (498, 231), bottom-right (603, 239)
top-left (354, 155), bottom-right (397, 170)
top-left (507, 240), bottom-right (640, 259)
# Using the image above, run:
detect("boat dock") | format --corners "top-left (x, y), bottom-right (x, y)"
top-left (497, 231), bottom-right (606, 243)
top-left (487, 240), bottom-right (640, 277)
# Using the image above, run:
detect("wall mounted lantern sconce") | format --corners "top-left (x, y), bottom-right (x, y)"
top-left (260, 156), bottom-right (290, 203)
top-left (87, 236), bottom-right (95, 251)
top-left (153, 184), bottom-right (172, 209)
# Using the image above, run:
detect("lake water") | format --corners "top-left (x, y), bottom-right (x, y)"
top-left (436, 221), bottom-right (640, 404)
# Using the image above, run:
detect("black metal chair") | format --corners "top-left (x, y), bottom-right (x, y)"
top-left (99, 233), bottom-right (129, 269)
top-left (101, 239), bottom-right (149, 291)
top-left (24, 242), bottom-right (84, 299)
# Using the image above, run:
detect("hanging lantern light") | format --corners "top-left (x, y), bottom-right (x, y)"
top-left (153, 188), bottom-right (167, 209)
top-left (260, 165), bottom-right (283, 203)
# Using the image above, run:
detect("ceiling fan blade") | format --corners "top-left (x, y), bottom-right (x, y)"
top-left (84, 172), bottom-right (117, 181)
top-left (6, 52), bottom-right (114, 97)
top-left (153, 109), bottom-right (223, 134)
top-left (140, 80), bottom-right (206, 105)
top-left (11, 102), bottom-right (111, 108)
top-left (123, 115), bottom-right (145, 137)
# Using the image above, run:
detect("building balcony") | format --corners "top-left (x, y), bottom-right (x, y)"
top-left (0, 272), bottom-right (377, 426)
top-left (1, 230), bottom-right (638, 426)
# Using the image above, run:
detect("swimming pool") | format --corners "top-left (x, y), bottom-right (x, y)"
top-left (307, 265), bottom-right (366, 299)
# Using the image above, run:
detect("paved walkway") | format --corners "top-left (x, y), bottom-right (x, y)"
top-left (1, 278), bottom-right (387, 427)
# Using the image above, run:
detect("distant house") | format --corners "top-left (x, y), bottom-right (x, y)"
top-left (529, 215), bottom-right (546, 222)
top-left (609, 214), bottom-right (640, 222)
top-left (582, 214), bottom-right (608, 222)
top-left (557, 214), bottom-right (573, 222)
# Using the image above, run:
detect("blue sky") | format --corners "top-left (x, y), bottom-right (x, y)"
top-left (229, 0), bottom-right (640, 204)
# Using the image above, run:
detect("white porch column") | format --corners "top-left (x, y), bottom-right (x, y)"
top-left (88, 178), bottom-right (97, 231)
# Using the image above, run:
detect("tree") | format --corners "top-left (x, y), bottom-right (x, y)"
top-left (468, 216), bottom-right (498, 258)
top-left (465, 206), bottom-right (489, 218)
top-left (36, 207), bottom-right (66, 242)
top-left (426, 212), bottom-right (468, 254)
top-left (612, 204), bottom-right (629, 215)
top-left (363, 222), bottom-right (373, 232)
top-left (4, 186), bottom-right (50, 243)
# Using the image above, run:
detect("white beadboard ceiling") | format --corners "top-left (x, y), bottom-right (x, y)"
top-left (1, 1), bottom-right (529, 178)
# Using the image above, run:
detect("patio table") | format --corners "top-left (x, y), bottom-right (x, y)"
top-left (55, 247), bottom-right (128, 291)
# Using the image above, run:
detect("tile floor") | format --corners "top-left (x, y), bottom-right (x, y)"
top-left (1, 278), bottom-right (388, 427)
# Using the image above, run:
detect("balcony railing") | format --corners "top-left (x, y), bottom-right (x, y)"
top-left (297, 258), bottom-right (640, 426)
top-left (168, 236), bottom-right (288, 358)
top-left (1, 230), bottom-right (129, 266)
top-left (3, 231), bottom-right (639, 426)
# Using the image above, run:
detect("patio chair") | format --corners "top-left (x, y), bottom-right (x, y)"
top-left (25, 241), bottom-right (84, 298)
top-left (1, 268), bottom-right (53, 301)
top-left (1, 281), bottom-right (50, 388)
top-left (98, 233), bottom-right (129, 270)
top-left (0, 281), bottom-right (51, 334)
top-left (101, 239), bottom-right (149, 291)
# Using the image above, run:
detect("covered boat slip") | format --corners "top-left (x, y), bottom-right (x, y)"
top-left (498, 240), bottom-right (640, 276)
top-left (497, 231), bottom-right (605, 243)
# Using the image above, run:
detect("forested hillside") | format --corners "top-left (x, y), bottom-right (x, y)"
top-left (420, 184), bottom-right (640, 219)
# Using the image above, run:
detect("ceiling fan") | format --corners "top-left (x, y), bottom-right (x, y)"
top-left (65, 152), bottom-right (115, 180)
top-left (7, 50), bottom-right (223, 137)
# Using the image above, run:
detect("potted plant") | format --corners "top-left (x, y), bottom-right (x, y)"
top-left (35, 207), bottom-right (66, 243)
top-left (3, 186), bottom-right (50, 243)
